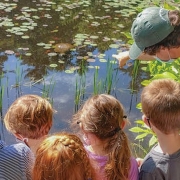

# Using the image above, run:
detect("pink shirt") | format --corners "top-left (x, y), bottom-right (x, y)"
top-left (85, 145), bottom-right (139, 180)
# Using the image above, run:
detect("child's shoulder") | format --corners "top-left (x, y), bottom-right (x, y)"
top-left (0, 140), bottom-right (33, 157)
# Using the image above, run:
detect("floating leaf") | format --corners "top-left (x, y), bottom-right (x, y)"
top-left (49, 64), bottom-right (58, 67)
top-left (109, 44), bottom-right (119, 48)
top-left (37, 43), bottom-right (46, 46)
top-left (90, 35), bottom-right (99, 39)
top-left (22, 35), bottom-right (30, 39)
top-left (25, 53), bottom-right (32, 56)
top-left (5, 50), bottom-right (14, 55)
top-left (58, 60), bottom-right (65, 63)
top-left (87, 58), bottom-right (95, 62)
top-left (65, 70), bottom-right (74, 74)
top-left (88, 66), bottom-right (94, 69)
top-left (99, 59), bottom-right (107, 62)
top-left (48, 52), bottom-right (57, 56)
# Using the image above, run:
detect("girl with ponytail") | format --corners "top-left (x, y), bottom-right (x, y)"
top-left (72, 94), bottom-right (139, 180)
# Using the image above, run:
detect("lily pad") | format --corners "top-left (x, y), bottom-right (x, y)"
top-left (48, 52), bottom-right (57, 56)
top-left (22, 35), bottom-right (30, 39)
top-left (49, 64), bottom-right (58, 67)
top-left (65, 70), bottom-right (74, 74)
top-left (25, 53), bottom-right (32, 56)
top-left (5, 50), bottom-right (14, 55)
top-left (99, 59), bottom-right (107, 62)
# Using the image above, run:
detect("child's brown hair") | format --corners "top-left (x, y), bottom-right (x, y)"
top-left (4, 94), bottom-right (54, 139)
top-left (72, 94), bottom-right (131, 180)
top-left (141, 79), bottom-right (180, 134)
top-left (33, 132), bottom-right (94, 180)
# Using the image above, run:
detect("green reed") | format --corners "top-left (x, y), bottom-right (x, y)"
top-left (93, 60), bottom-right (118, 95)
top-left (15, 60), bottom-right (23, 86)
top-left (131, 59), bottom-right (140, 93)
top-left (42, 75), bottom-right (56, 101)
top-left (74, 61), bottom-right (87, 112)
top-left (0, 73), bottom-right (5, 111)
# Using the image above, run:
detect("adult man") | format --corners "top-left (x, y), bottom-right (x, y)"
top-left (113, 7), bottom-right (180, 67)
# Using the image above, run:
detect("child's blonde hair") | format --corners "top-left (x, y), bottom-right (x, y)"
top-left (141, 79), bottom-right (180, 134)
top-left (72, 94), bottom-right (131, 180)
top-left (33, 132), bottom-right (94, 180)
top-left (4, 94), bottom-right (54, 139)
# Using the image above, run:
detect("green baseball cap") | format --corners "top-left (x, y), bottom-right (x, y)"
top-left (129, 7), bottom-right (174, 60)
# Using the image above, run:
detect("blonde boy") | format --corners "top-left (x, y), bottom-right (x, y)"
top-left (0, 94), bottom-right (54, 180)
top-left (140, 79), bottom-right (180, 180)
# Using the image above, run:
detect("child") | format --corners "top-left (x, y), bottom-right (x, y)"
top-left (33, 132), bottom-right (94, 180)
top-left (0, 94), bottom-right (54, 180)
top-left (113, 7), bottom-right (180, 67)
top-left (140, 79), bottom-right (180, 180)
top-left (72, 94), bottom-right (139, 180)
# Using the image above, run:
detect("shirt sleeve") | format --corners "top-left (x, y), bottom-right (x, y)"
top-left (129, 157), bottom-right (139, 180)
top-left (139, 170), bottom-right (157, 180)
top-left (21, 144), bottom-right (35, 180)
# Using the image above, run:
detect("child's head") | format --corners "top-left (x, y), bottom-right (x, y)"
top-left (141, 79), bottom-right (180, 134)
top-left (4, 94), bottom-right (54, 139)
top-left (33, 132), bottom-right (94, 180)
top-left (72, 94), bottom-right (131, 180)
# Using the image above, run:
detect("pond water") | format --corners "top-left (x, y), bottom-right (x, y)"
top-left (0, 0), bottom-right (161, 149)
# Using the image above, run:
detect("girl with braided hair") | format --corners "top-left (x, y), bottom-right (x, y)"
top-left (33, 132), bottom-right (94, 180)
top-left (72, 94), bottom-right (139, 180)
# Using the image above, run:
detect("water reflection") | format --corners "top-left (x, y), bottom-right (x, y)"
top-left (0, 0), bottom-right (153, 144)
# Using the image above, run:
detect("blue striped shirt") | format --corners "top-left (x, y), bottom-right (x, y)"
top-left (0, 140), bottom-right (34, 180)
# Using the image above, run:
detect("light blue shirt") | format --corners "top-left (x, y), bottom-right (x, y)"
top-left (0, 140), bottom-right (34, 180)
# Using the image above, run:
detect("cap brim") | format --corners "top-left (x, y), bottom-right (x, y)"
top-left (129, 42), bottom-right (143, 60)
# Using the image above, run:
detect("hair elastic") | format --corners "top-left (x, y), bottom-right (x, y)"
top-left (107, 127), bottom-right (121, 137)
top-left (77, 121), bottom-right (81, 124)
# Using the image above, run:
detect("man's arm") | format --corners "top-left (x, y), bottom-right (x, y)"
top-left (112, 51), bottom-right (155, 68)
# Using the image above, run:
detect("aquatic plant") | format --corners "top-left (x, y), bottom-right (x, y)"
top-left (93, 60), bottom-right (119, 95)
top-left (74, 60), bottom-right (87, 111)
top-left (0, 73), bottom-right (4, 112)
top-left (41, 74), bottom-right (56, 103)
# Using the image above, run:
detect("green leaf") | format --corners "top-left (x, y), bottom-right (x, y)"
top-left (135, 133), bottom-right (148, 140)
top-left (163, 2), bottom-right (176, 10)
top-left (152, 72), bottom-right (177, 80)
top-left (136, 103), bottom-right (142, 110)
top-left (49, 64), bottom-right (58, 67)
top-left (121, 32), bottom-right (132, 39)
top-left (141, 80), bottom-right (151, 86)
top-left (65, 70), bottom-right (74, 74)
top-left (135, 120), bottom-right (144, 125)
top-left (129, 127), bottom-right (148, 133)
top-left (149, 135), bottom-right (157, 147)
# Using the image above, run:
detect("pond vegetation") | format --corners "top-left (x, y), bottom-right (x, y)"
top-left (1, 0), bottom-right (180, 156)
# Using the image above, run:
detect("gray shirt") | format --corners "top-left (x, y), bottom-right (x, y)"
top-left (139, 144), bottom-right (180, 180)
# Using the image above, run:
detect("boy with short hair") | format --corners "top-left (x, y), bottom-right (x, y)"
top-left (140, 79), bottom-right (180, 180)
top-left (0, 94), bottom-right (54, 180)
